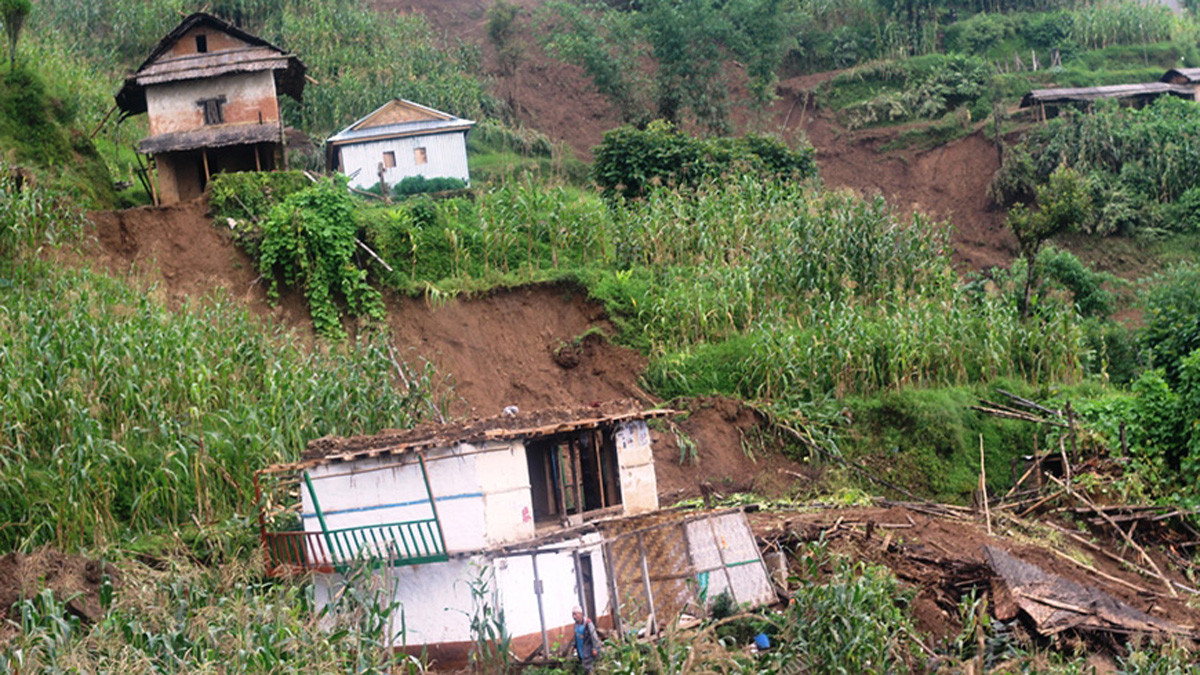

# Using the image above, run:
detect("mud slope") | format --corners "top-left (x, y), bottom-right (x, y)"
top-left (384, 284), bottom-right (651, 418)
top-left (83, 201), bottom-right (812, 497)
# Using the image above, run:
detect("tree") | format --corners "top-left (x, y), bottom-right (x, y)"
top-left (0, 0), bottom-right (30, 71)
top-left (1008, 165), bottom-right (1089, 317)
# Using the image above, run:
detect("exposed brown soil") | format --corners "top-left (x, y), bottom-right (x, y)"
top-left (651, 397), bottom-right (820, 506)
top-left (384, 284), bottom-right (651, 418)
top-left (0, 550), bottom-right (119, 636)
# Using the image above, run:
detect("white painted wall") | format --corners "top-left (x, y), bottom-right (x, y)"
top-left (313, 535), bottom-right (610, 649)
top-left (477, 441), bottom-right (536, 545)
top-left (337, 131), bottom-right (470, 190)
top-left (615, 421), bottom-right (658, 514)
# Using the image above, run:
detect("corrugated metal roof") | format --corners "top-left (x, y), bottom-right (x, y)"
top-left (1020, 82), bottom-right (1194, 107)
top-left (327, 99), bottom-right (475, 146)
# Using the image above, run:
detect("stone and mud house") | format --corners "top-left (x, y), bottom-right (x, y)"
top-left (326, 98), bottom-right (474, 192)
top-left (114, 12), bottom-right (306, 205)
top-left (255, 402), bottom-right (775, 667)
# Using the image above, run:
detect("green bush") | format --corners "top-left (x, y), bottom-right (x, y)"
top-left (994, 98), bottom-right (1200, 235)
top-left (208, 170), bottom-right (312, 225)
top-left (393, 175), bottom-right (468, 197)
top-left (255, 178), bottom-right (385, 338)
top-left (1139, 263), bottom-right (1200, 384)
top-left (591, 120), bottom-right (816, 200)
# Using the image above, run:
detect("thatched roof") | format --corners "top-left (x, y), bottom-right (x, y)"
top-left (1020, 82), bottom-right (1194, 107)
top-left (116, 13), bottom-right (305, 118)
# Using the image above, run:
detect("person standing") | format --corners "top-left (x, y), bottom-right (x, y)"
top-left (571, 606), bottom-right (601, 672)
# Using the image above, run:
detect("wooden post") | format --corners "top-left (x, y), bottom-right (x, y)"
top-left (593, 434), bottom-right (606, 509)
top-left (417, 453), bottom-right (448, 554)
top-left (635, 532), bottom-right (657, 635)
top-left (602, 542), bottom-right (624, 635)
top-left (201, 148), bottom-right (211, 183)
top-left (531, 552), bottom-right (551, 659)
top-left (572, 439), bottom-right (584, 516)
top-left (254, 144), bottom-right (262, 172)
top-left (979, 435), bottom-right (992, 536)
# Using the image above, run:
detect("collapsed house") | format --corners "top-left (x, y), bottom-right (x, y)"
top-left (326, 99), bottom-right (474, 191)
top-left (255, 402), bottom-right (775, 667)
top-left (115, 13), bottom-right (306, 204)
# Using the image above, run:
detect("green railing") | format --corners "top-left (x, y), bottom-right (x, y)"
top-left (263, 518), bottom-right (448, 575)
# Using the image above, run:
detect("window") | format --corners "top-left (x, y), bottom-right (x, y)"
top-left (525, 430), bottom-right (622, 526)
top-left (382, 151), bottom-right (396, 168)
top-left (195, 34), bottom-right (208, 53)
top-left (414, 147), bottom-right (428, 165)
top-left (197, 96), bottom-right (226, 125)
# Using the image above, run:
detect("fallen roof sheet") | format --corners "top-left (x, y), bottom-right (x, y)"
top-left (261, 400), bottom-right (673, 473)
top-left (137, 122), bottom-right (282, 154)
top-left (984, 545), bottom-right (1195, 638)
top-left (1020, 82), bottom-right (1194, 107)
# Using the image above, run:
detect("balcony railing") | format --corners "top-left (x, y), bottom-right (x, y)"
top-left (263, 518), bottom-right (448, 576)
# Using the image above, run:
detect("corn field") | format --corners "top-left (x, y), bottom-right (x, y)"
top-left (364, 176), bottom-right (1082, 411)
top-left (0, 265), bottom-right (440, 551)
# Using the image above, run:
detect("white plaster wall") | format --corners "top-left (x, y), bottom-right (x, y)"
top-left (313, 557), bottom-right (482, 646)
top-left (338, 131), bottom-right (470, 189)
top-left (615, 421), bottom-right (658, 514)
top-left (313, 535), bottom-right (610, 650)
top-left (303, 447), bottom-right (486, 554)
top-left (477, 440), bottom-right (536, 545)
top-left (493, 535), bottom-right (611, 642)
top-left (145, 70), bottom-right (278, 135)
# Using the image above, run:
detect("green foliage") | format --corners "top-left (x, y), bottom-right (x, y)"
top-left (392, 175), bottom-right (468, 197)
top-left (208, 170), bottom-right (312, 225)
top-left (357, 175), bottom-right (1083, 422)
top-left (487, 0), bottom-right (523, 75)
top-left (0, 263), bottom-right (437, 550)
top-left (0, 558), bottom-right (427, 672)
top-left (843, 383), bottom-right (1037, 501)
top-left (0, 65), bottom-right (115, 207)
top-left (831, 53), bottom-right (992, 129)
top-left (1038, 246), bottom-right (1117, 319)
top-left (276, 1), bottom-right (494, 138)
top-left (540, 0), bottom-right (799, 131)
top-left (255, 179), bottom-right (386, 339)
top-left (591, 121), bottom-right (817, 200)
top-left (995, 98), bottom-right (1200, 235)
top-left (759, 542), bottom-right (919, 673)
top-left (1139, 263), bottom-right (1200, 385)
top-left (0, 0), bottom-right (31, 69)
top-left (0, 160), bottom-right (85, 265)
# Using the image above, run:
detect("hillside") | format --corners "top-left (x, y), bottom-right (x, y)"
top-left (4, 0), bottom-right (1200, 671)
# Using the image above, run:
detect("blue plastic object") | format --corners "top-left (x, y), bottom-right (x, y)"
top-left (754, 632), bottom-right (771, 650)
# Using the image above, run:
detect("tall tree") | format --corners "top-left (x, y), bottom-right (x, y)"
top-left (0, 0), bottom-right (30, 71)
